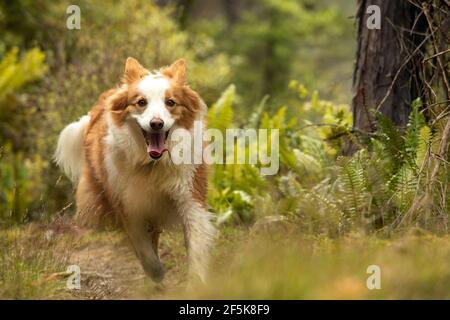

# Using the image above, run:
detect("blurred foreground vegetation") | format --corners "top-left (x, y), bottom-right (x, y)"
top-left (0, 0), bottom-right (449, 299)
top-left (3, 226), bottom-right (450, 299)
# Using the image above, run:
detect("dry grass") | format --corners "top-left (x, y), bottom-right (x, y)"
top-left (2, 223), bottom-right (450, 299)
top-left (180, 227), bottom-right (450, 299)
top-left (0, 225), bottom-right (73, 299)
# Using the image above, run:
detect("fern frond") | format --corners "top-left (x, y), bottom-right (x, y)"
top-left (336, 151), bottom-right (369, 218)
top-left (375, 112), bottom-right (405, 172)
top-left (247, 95), bottom-right (269, 129)
top-left (405, 98), bottom-right (426, 156)
top-left (415, 125), bottom-right (432, 167)
top-left (389, 164), bottom-right (417, 211)
top-left (207, 84), bottom-right (235, 132)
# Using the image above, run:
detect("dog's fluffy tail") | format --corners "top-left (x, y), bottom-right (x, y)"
top-left (54, 115), bottom-right (90, 183)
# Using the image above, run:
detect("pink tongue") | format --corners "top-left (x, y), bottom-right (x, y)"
top-left (147, 132), bottom-right (167, 158)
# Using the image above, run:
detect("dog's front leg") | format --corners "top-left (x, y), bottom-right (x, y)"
top-left (123, 216), bottom-right (165, 283)
top-left (177, 199), bottom-right (216, 283)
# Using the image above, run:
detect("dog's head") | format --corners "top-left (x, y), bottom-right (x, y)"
top-left (108, 57), bottom-right (203, 160)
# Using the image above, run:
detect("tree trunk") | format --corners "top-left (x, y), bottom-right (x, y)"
top-left (352, 0), bottom-right (427, 134)
top-left (223, 0), bottom-right (239, 27)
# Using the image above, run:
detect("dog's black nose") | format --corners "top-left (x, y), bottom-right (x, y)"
top-left (150, 118), bottom-right (164, 130)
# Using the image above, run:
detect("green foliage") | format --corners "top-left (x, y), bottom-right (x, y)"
top-left (207, 82), bottom-right (352, 229)
top-left (405, 98), bottom-right (427, 157)
top-left (188, 0), bottom-right (354, 111)
top-left (0, 47), bottom-right (46, 102)
top-left (0, 47), bottom-right (47, 147)
top-left (205, 76), bottom-right (445, 234)
top-left (337, 151), bottom-right (369, 224)
top-left (375, 112), bottom-right (406, 171)
top-left (416, 126), bottom-right (432, 167)
top-left (0, 48), bottom-right (47, 226)
top-left (207, 84), bottom-right (235, 133)
top-left (0, 145), bottom-right (46, 225)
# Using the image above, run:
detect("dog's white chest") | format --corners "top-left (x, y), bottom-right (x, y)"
top-left (106, 155), bottom-right (188, 220)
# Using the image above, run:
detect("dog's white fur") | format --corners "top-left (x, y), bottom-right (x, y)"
top-left (54, 115), bottom-right (90, 183)
top-left (133, 74), bottom-right (175, 132)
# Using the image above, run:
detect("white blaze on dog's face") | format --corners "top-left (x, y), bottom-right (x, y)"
top-left (108, 58), bottom-right (202, 160)
top-left (134, 75), bottom-right (174, 132)
top-left (130, 74), bottom-right (174, 159)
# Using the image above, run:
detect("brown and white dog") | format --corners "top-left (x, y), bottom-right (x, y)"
top-left (55, 58), bottom-right (216, 283)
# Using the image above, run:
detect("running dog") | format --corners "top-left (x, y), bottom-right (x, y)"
top-left (55, 58), bottom-right (215, 283)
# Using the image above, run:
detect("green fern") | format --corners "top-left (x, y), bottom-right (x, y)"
top-left (247, 94), bottom-right (269, 129)
top-left (388, 164), bottom-right (417, 211)
top-left (298, 184), bottom-right (344, 236)
top-left (375, 112), bottom-right (405, 173)
top-left (415, 125), bottom-right (432, 167)
top-left (207, 84), bottom-right (235, 132)
top-left (405, 98), bottom-right (426, 156)
top-left (336, 151), bottom-right (369, 222)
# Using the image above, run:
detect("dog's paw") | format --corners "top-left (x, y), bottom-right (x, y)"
top-left (143, 259), bottom-right (166, 283)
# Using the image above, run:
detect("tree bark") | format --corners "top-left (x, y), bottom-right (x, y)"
top-left (352, 0), bottom-right (427, 134)
top-left (223, 0), bottom-right (240, 27)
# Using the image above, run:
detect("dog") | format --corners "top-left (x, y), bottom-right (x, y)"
top-left (55, 57), bottom-right (216, 283)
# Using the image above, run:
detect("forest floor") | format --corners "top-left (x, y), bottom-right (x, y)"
top-left (2, 220), bottom-right (450, 299)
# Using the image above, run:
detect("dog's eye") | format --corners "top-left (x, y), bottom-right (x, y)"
top-left (165, 99), bottom-right (176, 107)
top-left (137, 99), bottom-right (147, 107)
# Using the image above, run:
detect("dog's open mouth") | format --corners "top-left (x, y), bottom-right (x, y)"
top-left (142, 130), bottom-right (169, 160)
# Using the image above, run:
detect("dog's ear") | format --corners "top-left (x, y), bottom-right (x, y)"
top-left (108, 88), bottom-right (129, 125)
top-left (163, 59), bottom-right (186, 85)
top-left (109, 88), bottom-right (128, 111)
top-left (123, 57), bottom-right (148, 84)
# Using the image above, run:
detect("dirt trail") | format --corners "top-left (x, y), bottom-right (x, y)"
top-left (67, 230), bottom-right (188, 299)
